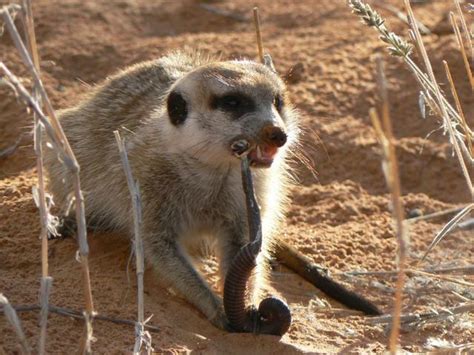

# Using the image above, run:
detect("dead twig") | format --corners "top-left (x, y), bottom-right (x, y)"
top-left (114, 131), bottom-right (153, 354)
top-left (0, 304), bottom-right (160, 333)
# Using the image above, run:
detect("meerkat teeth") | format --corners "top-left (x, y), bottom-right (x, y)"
top-left (256, 145), bottom-right (263, 160)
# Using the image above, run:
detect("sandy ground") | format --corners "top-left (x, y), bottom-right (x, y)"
top-left (1, 0), bottom-right (473, 353)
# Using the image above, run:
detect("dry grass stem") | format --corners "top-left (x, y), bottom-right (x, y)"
top-left (370, 56), bottom-right (407, 354)
top-left (253, 7), bottom-right (264, 63)
top-left (343, 264), bottom-right (474, 277)
top-left (368, 302), bottom-right (474, 326)
top-left (454, 0), bottom-right (473, 63)
top-left (114, 131), bottom-right (153, 354)
top-left (0, 304), bottom-right (161, 333)
top-left (420, 203), bottom-right (474, 262)
top-left (443, 60), bottom-right (473, 156)
top-left (18, 1), bottom-right (51, 353)
top-left (376, 1), bottom-right (430, 35)
top-left (0, 10), bottom-right (95, 351)
top-left (406, 205), bottom-right (466, 223)
top-left (449, 11), bottom-right (474, 90)
top-left (349, 0), bottom-right (474, 171)
top-left (0, 294), bottom-right (31, 354)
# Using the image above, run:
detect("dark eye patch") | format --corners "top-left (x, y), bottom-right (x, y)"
top-left (167, 91), bottom-right (188, 126)
top-left (210, 93), bottom-right (256, 119)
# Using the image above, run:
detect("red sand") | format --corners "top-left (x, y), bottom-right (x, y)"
top-left (1, 0), bottom-right (473, 353)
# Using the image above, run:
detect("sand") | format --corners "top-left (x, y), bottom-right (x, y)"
top-left (1, 0), bottom-right (473, 353)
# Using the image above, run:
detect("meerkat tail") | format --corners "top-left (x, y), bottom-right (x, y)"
top-left (274, 241), bottom-right (382, 315)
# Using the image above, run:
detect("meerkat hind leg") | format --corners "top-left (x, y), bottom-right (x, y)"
top-left (274, 240), bottom-right (382, 315)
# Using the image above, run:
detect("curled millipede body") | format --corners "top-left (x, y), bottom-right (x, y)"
top-left (223, 156), bottom-right (291, 336)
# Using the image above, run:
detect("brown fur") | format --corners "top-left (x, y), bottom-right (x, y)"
top-left (43, 51), bottom-right (299, 329)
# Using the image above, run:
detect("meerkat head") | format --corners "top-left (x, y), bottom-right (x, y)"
top-left (164, 60), bottom-right (298, 169)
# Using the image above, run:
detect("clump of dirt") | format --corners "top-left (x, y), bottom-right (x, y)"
top-left (1, 0), bottom-right (472, 353)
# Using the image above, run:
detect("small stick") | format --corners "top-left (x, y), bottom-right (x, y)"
top-left (114, 131), bottom-right (152, 354)
top-left (367, 302), bottom-right (474, 325)
top-left (253, 7), bottom-right (264, 64)
top-left (449, 12), bottom-right (474, 91)
top-left (0, 294), bottom-right (31, 354)
top-left (1, 304), bottom-right (160, 333)
top-left (443, 60), bottom-right (473, 156)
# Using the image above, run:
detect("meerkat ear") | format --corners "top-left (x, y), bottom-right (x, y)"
top-left (167, 91), bottom-right (188, 125)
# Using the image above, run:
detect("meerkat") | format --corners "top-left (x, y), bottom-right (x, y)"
top-left (44, 51), bottom-right (298, 329)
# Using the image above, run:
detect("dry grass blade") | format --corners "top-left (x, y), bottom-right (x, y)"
top-left (342, 264), bottom-right (474, 276)
top-left (376, 1), bottom-right (430, 35)
top-left (420, 203), bottom-right (474, 262)
top-left (0, 294), bottom-right (31, 354)
top-left (348, 0), bottom-right (474, 165)
top-left (406, 205), bottom-right (466, 223)
top-left (371, 55), bottom-right (408, 354)
top-left (368, 302), bottom-right (474, 325)
top-left (454, 0), bottom-right (473, 64)
top-left (1, 304), bottom-right (160, 333)
top-left (1, 7), bottom-right (96, 353)
top-left (18, 1), bottom-right (52, 353)
top-left (253, 7), bottom-right (264, 63)
top-left (449, 12), bottom-right (474, 91)
top-left (443, 60), bottom-right (473, 156)
top-left (114, 131), bottom-right (152, 354)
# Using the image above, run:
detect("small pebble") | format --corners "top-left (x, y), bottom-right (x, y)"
top-left (407, 208), bottom-right (423, 218)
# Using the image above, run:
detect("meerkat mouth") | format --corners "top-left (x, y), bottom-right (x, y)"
top-left (230, 139), bottom-right (278, 168)
top-left (248, 144), bottom-right (278, 168)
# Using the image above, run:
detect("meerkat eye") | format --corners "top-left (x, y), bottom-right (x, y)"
top-left (211, 93), bottom-right (255, 119)
top-left (274, 94), bottom-right (284, 112)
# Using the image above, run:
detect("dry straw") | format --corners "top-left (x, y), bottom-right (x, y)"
top-left (349, 0), bottom-right (474, 351)
top-left (1, 3), bottom-right (95, 353)
top-left (114, 131), bottom-right (153, 355)
top-left (348, 0), bottom-right (473, 270)
top-left (369, 55), bottom-right (407, 353)
top-left (0, 294), bottom-right (31, 354)
top-left (17, 1), bottom-right (53, 353)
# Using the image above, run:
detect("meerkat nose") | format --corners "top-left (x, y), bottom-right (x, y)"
top-left (263, 125), bottom-right (287, 148)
